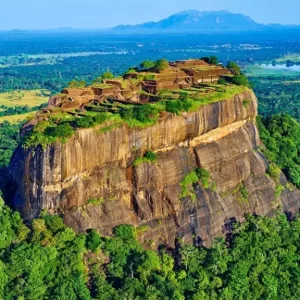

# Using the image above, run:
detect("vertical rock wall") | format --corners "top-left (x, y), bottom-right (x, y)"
top-left (10, 90), bottom-right (300, 245)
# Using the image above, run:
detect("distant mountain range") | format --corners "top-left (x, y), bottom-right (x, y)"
top-left (114, 10), bottom-right (300, 33)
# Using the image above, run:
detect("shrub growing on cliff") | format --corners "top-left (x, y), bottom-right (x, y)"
top-left (143, 74), bottom-right (156, 80)
top-left (92, 76), bottom-right (103, 86)
top-left (155, 59), bottom-right (169, 71)
top-left (195, 168), bottom-right (211, 189)
top-left (45, 123), bottom-right (74, 141)
top-left (102, 71), bottom-right (114, 80)
top-left (227, 61), bottom-right (241, 75)
top-left (23, 120), bottom-right (55, 149)
top-left (133, 150), bottom-right (157, 166)
top-left (180, 168), bottom-right (215, 201)
top-left (24, 119), bottom-right (77, 148)
top-left (201, 56), bottom-right (219, 65)
top-left (217, 77), bottom-right (228, 85)
top-left (120, 104), bottom-right (157, 125)
top-left (68, 79), bottom-right (86, 88)
top-left (232, 74), bottom-right (249, 86)
top-left (267, 163), bottom-right (281, 182)
top-left (93, 113), bottom-right (109, 124)
top-left (92, 72), bottom-right (114, 86)
top-left (74, 115), bottom-right (95, 128)
top-left (180, 170), bottom-right (199, 201)
top-left (165, 94), bottom-right (192, 115)
top-left (75, 113), bottom-right (108, 129)
top-left (133, 105), bottom-right (155, 123)
top-left (140, 60), bottom-right (156, 70)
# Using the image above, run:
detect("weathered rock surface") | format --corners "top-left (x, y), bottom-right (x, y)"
top-left (10, 89), bottom-right (300, 245)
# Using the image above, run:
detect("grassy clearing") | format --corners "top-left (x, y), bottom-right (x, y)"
top-left (49, 112), bottom-right (75, 122)
top-left (0, 112), bottom-right (35, 123)
top-left (244, 65), bottom-right (300, 77)
top-left (151, 85), bottom-right (246, 114)
top-left (91, 84), bottom-right (113, 89)
top-left (0, 90), bottom-right (49, 108)
top-left (111, 78), bottom-right (129, 88)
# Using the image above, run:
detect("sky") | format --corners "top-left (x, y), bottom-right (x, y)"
top-left (0, 0), bottom-right (299, 30)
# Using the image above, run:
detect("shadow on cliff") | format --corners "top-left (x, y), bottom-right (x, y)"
top-left (0, 167), bottom-right (17, 208)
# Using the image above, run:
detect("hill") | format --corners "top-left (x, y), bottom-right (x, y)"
top-left (114, 10), bottom-right (299, 33)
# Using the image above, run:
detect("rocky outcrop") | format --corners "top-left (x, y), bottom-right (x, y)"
top-left (10, 89), bottom-right (300, 246)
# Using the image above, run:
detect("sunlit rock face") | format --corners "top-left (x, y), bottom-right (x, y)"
top-left (10, 89), bottom-right (300, 246)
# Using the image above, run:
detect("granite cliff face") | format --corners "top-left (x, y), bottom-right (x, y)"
top-left (10, 89), bottom-right (300, 245)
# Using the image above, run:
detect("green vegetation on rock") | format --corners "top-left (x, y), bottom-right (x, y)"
top-left (68, 79), bottom-right (86, 88)
top-left (87, 198), bottom-right (105, 206)
top-left (23, 113), bottom-right (111, 149)
top-left (232, 74), bottom-right (249, 86)
top-left (201, 56), bottom-right (219, 65)
top-left (133, 150), bottom-right (157, 167)
top-left (155, 59), bottom-right (169, 71)
top-left (180, 168), bottom-right (215, 201)
top-left (275, 184), bottom-right (285, 198)
top-left (227, 61), bottom-right (241, 75)
top-left (232, 183), bottom-right (249, 206)
top-left (23, 121), bottom-right (75, 149)
top-left (140, 60), bottom-right (156, 70)
top-left (92, 71), bottom-right (114, 86)
top-left (139, 59), bottom-right (169, 71)
top-left (23, 79), bottom-right (247, 149)
top-left (267, 163), bottom-right (281, 182)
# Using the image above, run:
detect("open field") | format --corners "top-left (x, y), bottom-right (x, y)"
top-left (244, 64), bottom-right (300, 77)
top-left (0, 112), bottom-right (35, 123)
top-left (0, 90), bottom-right (49, 108)
top-left (275, 54), bottom-right (300, 63)
top-left (0, 51), bottom-right (129, 68)
top-left (283, 80), bottom-right (300, 84)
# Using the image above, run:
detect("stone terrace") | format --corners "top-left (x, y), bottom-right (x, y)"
top-left (39, 59), bottom-right (232, 119)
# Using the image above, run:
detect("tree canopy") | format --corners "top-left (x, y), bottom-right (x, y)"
top-left (155, 59), bottom-right (169, 71)
top-left (258, 114), bottom-right (300, 188)
top-left (68, 79), bottom-right (86, 89)
top-left (1, 194), bottom-right (300, 299)
top-left (227, 61), bottom-right (241, 76)
top-left (201, 56), bottom-right (219, 65)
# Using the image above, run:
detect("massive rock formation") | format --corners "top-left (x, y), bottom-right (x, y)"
top-left (10, 89), bottom-right (300, 246)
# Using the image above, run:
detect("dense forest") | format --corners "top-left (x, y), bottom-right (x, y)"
top-left (1, 195), bottom-right (300, 300)
top-left (258, 114), bottom-right (300, 188)
top-left (251, 76), bottom-right (300, 121)
top-left (0, 121), bottom-right (21, 168)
